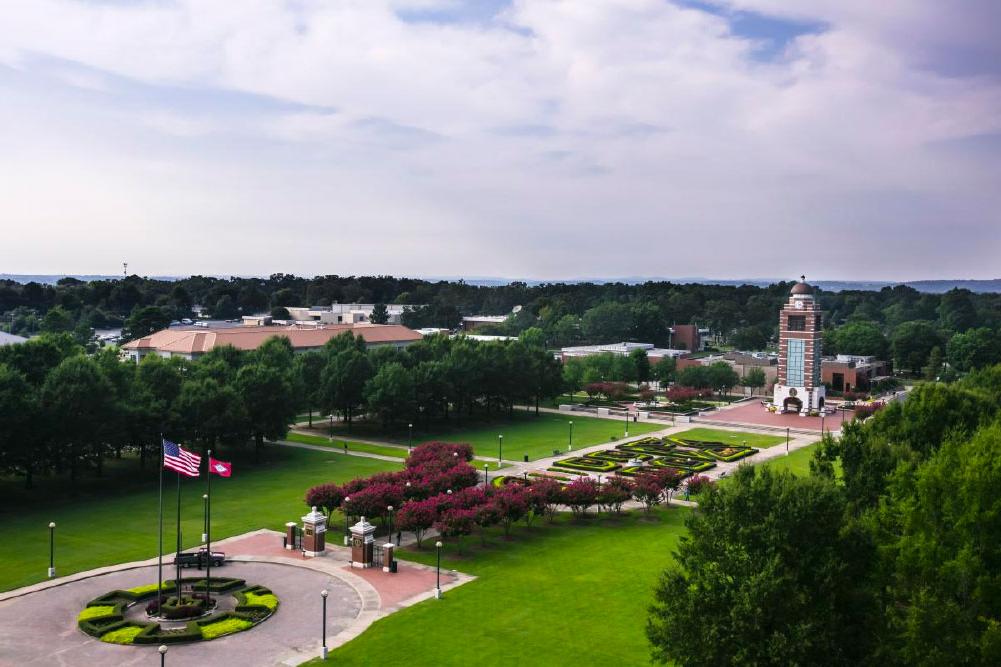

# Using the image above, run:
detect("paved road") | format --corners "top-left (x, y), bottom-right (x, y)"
top-left (0, 561), bottom-right (361, 667)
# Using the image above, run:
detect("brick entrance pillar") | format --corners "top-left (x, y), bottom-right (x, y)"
top-left (301, 506), bottom-right (327, 556)
top-left (350, 517), bottom-right (376, 568)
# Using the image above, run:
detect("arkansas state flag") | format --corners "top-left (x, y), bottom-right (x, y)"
top-left (208, 457), bottom-right (232, 477)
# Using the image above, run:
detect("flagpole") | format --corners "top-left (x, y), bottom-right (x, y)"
top-left (175, 469), bottom-right (182, 594)
top-left (206, 449), bottom-right (212, 601)
top-left (157, 435), bottom-right (164, 611)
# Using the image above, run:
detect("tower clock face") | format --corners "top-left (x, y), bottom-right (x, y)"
top-left (795, 301), bottom-right (804, 309)
top-left (789, 388), bottom-right (798, 397)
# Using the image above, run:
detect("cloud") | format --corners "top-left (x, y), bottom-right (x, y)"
top-left (0, 0), bottom-right (998, 280)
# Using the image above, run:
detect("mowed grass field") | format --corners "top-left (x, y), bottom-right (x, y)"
top-left (0, 447), bottom-right (399, 592)
top-left (316, 507), bottom-right (691, 666)
top-left (328, 411), bottom-right (664, 461)
top-left (673, 427), bottom-right (787, 449)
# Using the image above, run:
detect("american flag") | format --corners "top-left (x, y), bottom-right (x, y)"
top-left (163, 439), bottom-right (201, 477)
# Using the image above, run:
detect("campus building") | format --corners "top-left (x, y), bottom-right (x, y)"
top-left (122, 323), bottom-right (422, 362)
top-left (821, 355), bottom-right (891, 393)
top-left (281, 303), bottom-right (421, 325)
top-left (559, 342), bottom-right (687, 365)
top-left (773, 277), bottom-right (825, 413)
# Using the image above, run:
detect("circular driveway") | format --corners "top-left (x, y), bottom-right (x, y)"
top-left (0, 561), bottom-right (362, 666)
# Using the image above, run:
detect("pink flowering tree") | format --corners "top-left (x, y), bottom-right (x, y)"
top-left (530, 478), bottom-right (564, 522)
top-left (434, 508), bottom-right (477, 554)
top-left (492, 486), bottom-right (529, 537)
top-left (597, 477), bottom-right (634, 514)
top-left (304, 483), bottom-right (344, 517)
top-left (396, 498), bottom-right (437, 548)
top-left (632, 475), bottom-right (664, 512)
top-left (562, 477), bottom-right (600, 518)
top-left (473, 502), bottom-right (500, 545)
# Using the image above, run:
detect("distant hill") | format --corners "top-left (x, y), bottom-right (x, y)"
top-left (3, 274), bottom-right (1000, 294)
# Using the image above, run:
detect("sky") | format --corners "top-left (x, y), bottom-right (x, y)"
top-left (1, 0), bottom-right (1000, 281)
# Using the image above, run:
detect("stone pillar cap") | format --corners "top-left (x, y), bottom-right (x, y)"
top-left (350, 516), bottom-right (376, 536)
top-left (302, 506), bottom-right (327, 524)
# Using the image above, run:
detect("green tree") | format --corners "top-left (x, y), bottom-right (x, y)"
top-left (922, 345), bottom-right (945, 380)
top-left (364, 362), bottom-right (415, 427)
top-left (647, 466), bottom-right (873, 666)
top-left (730, 325), bottom-right (769, 351)
top-left (892, 321), bottom-right (943, 373)
top-left (320, 348), bottom-right (372, 430)
top-left (707, 361), bottom-right (739, 397)
top-left (40, 356), bottom-right (115, 485)
top-left (652, 356), bottom-right (676, 385)
top-left (742, 366), bottom-right (767, 395)
top-left (122, 305), bottom-right (172, 341)
top-left (236, 363), bottom-right (296, 461)
top-left (270, 306), bottom-right (291, 320)
top-left (562, 357), bottom-right (586, 399)
top-left (550, 314), bottom-right (580, 347)
top-left (582, 302), bottom-right (632, 343)
top-left (370, 303), bottom-right (389, 325)
top-left (676, 364), bottom-right (711, 389)
top-left (937, 288), bottom-right (978, 333)
top-left (630, 348), bottom-right (651, 383)
top-left (294, 352), bottom-right (326, 426)
top-left (212, 294), bottom-right (240, 319)
top-left (518, 326), bottom-right (546, 349)
top-left (0, 363), bottom-right (38, 487)
top-left (946, 327), bottom-right (1001, 372)
top-left (40, 305), bottom-right (73, 333)
top-left (174, 377), bottom-right (248, 453)
top-left (829, 320), bottom-right (889, 358)
top-left (884, 422), bottom-right (1001, 665)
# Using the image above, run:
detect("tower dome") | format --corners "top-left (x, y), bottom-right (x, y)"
top-left (790, 275), bottom-right (813, 296)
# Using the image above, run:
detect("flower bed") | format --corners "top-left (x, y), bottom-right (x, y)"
top-left (549, 457), bottom-right (621, 473)
top-left (77, 577), bottom-right (276, 646)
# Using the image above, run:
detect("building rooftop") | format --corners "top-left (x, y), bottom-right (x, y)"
top-left (122, 323), bottom-right (422, 355)
top-left (0, 331), bottom-right (28, 346)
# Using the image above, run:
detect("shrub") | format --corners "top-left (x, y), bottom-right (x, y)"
top-left (78, 605), bottom-right (117, 622)
top-left (492, 486), bottom-right (529, 536)
top-left (125, 581), bottom-right (176, 597)
top-left (396, 498), bottom-right (437, 547)
top-left (632, 476), bottom-right (664, 511)
top-left (236, 587), bottom-right (279, 613)
top-left (407, 441), bottom-right (474, 468)
top-left (529, 478), bottom-right (563, 522)
top-left (434, 508), bottom-right (477, 553)
top-left (101, 624), bottom-right (147, 645)
top-left (304, 483), bottom-right (345, 515)
top-left (199, 616), bottom-right (253, 640)
top-left (550, 457), bottom-right (620, 473)
top-left (597, 477), bottom-right (633, 514)
top-left (686, 474), bottom-right (716, 496)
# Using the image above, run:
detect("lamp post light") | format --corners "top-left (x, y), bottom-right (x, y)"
top-left (624, 407), bottom-right (629, 438)
top-left (48, 522), bottom-right (56, 578)
top-left (158, 644), bottom-right (167, 667)
top-left (786, 427), bottom-right (790, 455)
top-left (568, 421), bottom-right (574, 451)
top-left (408, 423), bottom-right (413, 453)
top-left (343, 497), bottom-right (351, 546)
top-left (435, 541), bottom-right (443, 599)
top-left (821, 410), bottom-right (826, 435)
top-left (387, 505), bottom-right (394, 544)
top-left (483, 463), bottom-right (489, 488)
top-left (498, 434), bottom-right (503, 463)
top-left (320, 589), bottom-right (329, 659)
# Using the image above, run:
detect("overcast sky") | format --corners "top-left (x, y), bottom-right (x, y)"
top-left (1, 0), bottom-right (999, 281)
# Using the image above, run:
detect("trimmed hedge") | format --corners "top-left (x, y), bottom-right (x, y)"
top-left (550, 457), bottom-right (620, 473)
top-left (78, 577), bottom-right (272, 646)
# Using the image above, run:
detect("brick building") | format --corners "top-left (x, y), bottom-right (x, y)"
top-left (773, 277), bottom-right (825, 413)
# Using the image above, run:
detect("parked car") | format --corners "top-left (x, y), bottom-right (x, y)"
top-left (172, 547), bottom-right (225, 568)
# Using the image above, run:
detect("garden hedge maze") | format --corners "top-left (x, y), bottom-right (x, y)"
top-left (548, 435), bottom-right (757, 478)
top-left (77, 576), bottom-right (279, 646)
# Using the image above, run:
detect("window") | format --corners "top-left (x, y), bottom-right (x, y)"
top-left (787, 339), bottom-right (805, 386)
top-left (788, 315), bottom-right (806, 331)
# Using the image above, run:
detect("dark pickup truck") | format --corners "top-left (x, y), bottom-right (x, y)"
top-left (172, 547), bottom-right (226, 568)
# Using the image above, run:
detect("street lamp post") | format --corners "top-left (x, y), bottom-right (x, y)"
top-left (387, 505), bottom-right (394, 544)
top-left (435, 541), bottom-right (443, 599)
top-left (786, 427), bottom-right (790, 455)
top-left (498, 434), bottom-right (503, 463)
top-left (158, 644), bottom-right (167, 667)
top-left (343, 497), bottom-right (351, 546)
top-left (48, 522), bottom-right (56, 578)
top-left (320, 589), bottom-right (329, 659)
top-left (408, 423), bottom-right (413, 452)
top-left (821, 411), bottom-right (826, 434)
top-left (568, 421), bottom-right (573, 451)
top-left (624, 407), bottom-right (629, 438)
top-left (483, 463), bottom-right (489, 488)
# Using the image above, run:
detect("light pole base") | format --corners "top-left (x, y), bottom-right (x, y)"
top-left (344, 535), bottom-right (350, 546)
top-left (321, 646), bottom-right (328, 659)
top-left (434, 587), bottom-right (442, 599)
top-left (47, 567), bottom-right (55, 578)
top-left (624, 432), bottom-right (629, 438)
top-left (201, 533), bottom-right (208, 543)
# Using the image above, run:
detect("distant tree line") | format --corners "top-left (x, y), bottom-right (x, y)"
top-left (648, 365), bottom-right (1001, 666)
top-left (0, 329), bottom-right (561, 490)
top-left (4, 275), bottom-right (999, 361)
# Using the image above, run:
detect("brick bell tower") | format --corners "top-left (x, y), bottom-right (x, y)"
top-left (774, 276), bottom-right (825, 414)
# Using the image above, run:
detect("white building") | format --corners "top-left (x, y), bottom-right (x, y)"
top-left (283, 303), bottom-right (421, 325)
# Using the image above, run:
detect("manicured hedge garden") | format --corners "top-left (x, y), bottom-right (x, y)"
top-left (77, 577), bottom-right (278, 645)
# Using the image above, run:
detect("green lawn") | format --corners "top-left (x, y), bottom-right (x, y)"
top-left (752, 441), bottom-right (838, 477)
top-left (328, 411), bottom-right (664, 461)
top-left (673, 427), bottom-right (786, 449)
top-left (284, 432), bottom-right (511, 470)
top-left (0, 447), bottom-right (399, 593)
top-left (317, 507), bottom-right (690, 666)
